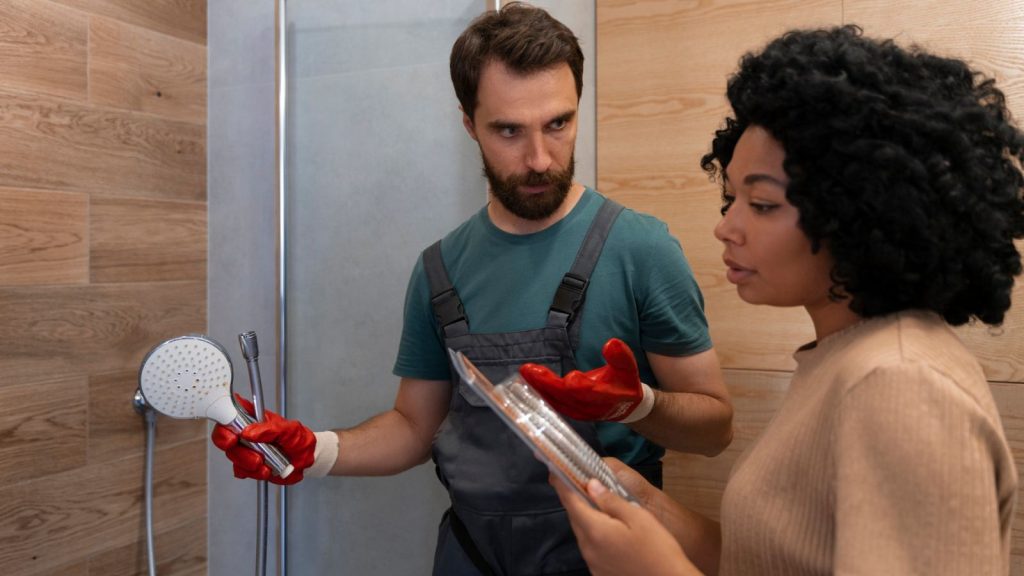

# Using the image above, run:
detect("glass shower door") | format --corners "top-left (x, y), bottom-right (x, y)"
top-left (284, 2), bottom-right (481, 574)
top-left (282, 2), bottom-right (595, 573)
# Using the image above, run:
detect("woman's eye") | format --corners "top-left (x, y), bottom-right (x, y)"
top-left (751, 203), bottom-right (778, 214)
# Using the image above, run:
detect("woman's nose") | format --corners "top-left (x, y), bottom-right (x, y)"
top-left (714, 207), bottom-right (742, 245)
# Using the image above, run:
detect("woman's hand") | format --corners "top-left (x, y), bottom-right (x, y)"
top-left (550, 470), bottom-right (701, 576)
top-left (603, 457), bottom-right (661, 508)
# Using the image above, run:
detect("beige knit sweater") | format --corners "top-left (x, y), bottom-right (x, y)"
top-left (719, 310), bottom-right (1017, 575)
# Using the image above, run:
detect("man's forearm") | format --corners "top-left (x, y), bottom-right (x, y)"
top-left (629, 390), bottom-right (734, 456)
top-left (329, 409), bottom-right (435, 476)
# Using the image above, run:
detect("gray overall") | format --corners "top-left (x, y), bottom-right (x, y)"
top-left (425, 199), bottom-right (624, 576)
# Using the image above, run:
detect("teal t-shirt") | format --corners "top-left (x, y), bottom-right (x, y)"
top-left (393, 188), bottom-right (711, 464)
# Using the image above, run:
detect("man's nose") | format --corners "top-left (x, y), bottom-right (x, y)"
top-left (524, 133), bottom-right (553, 174)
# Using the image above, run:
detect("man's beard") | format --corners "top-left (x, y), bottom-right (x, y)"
top-left (483, 153), bottom-right (575, 221)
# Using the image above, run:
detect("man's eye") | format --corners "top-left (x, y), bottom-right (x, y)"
top-left (499, 127), bottom-right (518, 138)
top-left (549, 118), bottom-right (567, 130)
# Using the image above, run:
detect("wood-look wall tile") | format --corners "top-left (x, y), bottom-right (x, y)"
top-left (89, 371), bottom-right (206, 466)
top-left (0, 439), bottom-right (205, 575)
top-left (0, 0), bottom-right (88, 101)
top-left (955, 284), bottom-right (1024, 383)
top-left (150, 439), bottom-right (207, 533)
top-left (50, 0), bottom-right (206, 46)
top-left (0, 0), bottom-right (207, 573)
top-left (90, 197), bottom-right (206, 283)
top-left (0, 187), bottom-right (89, 286)
top-left (87, 517), bottom-right (206, 576)
top-left (150, 514), bottom-right (207, 576)
top-left (89, 16), bottom-right (206, 124)
top-left (703, 282), bottom-right (814, 372)
top-left (25, 560), bottom-right (90, 576)
top-left (844, 0), bottom-right (1024, 119)
top-left (0, 282), bottom-right (205, 384)
top-left (663, 368), bottom-right (791, 521)
top-left (0, 88), bottom-right (205, 202)
top-left (0, 375), bottom-right (87, 487)
top-left (597, 0), bottom-right (839, 104)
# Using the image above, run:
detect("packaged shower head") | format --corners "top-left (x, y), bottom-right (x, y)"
top-left (449, 349), bottom-right (634, 505)
top-left (138, 334), bottom-right (293, 478)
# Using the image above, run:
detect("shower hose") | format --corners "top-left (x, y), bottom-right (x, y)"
top-left (143, 405), bottom-right (158, 576)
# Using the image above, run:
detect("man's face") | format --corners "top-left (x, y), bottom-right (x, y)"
top-left (464, 60), bottom-right (579, 221)
top-left (481, 151), bottom-right (574, 221)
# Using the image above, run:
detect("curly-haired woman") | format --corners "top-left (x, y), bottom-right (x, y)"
top-left (535, 25), bottom-right (1024, 575)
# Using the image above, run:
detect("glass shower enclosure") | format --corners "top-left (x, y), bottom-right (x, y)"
top-left (282, 2), bottom-right (480, 574)
top-left (208, 2), bottom-right (595, 574)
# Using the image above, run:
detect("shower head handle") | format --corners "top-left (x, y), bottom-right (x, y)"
top-left (239, 331), bottom-right (259, 361)
top-left (211, 394), bottom-right (295, 479)
top-left (237, 330), bottom-right (268, 423)
top-left (232, 406), bottom-right (294, 477)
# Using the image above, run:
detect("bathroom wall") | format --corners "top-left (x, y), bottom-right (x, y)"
top-left (596, 0), bottom-right (1024, 571)
top-left (0, 1), bottom-right (208, 574)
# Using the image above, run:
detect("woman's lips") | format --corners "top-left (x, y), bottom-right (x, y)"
top-left (724, 257), bottom-right (755, 284)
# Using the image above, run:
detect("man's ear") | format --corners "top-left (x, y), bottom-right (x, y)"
top-left (461, 107), bottom-right (478, 141)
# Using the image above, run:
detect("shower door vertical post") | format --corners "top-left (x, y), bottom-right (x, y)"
top-left (275, 0), bottom-right (289, 575)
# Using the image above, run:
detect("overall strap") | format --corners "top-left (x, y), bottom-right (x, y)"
top-left (423, 240), bottom-right (470, 339)
top-left (548, 198), bottom-right (625, 346)
top-left (424, 242), bottom-right (497, 575)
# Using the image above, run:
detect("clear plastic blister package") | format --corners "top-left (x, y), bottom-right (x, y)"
top-left (449, 349), bottom-right (635, 506)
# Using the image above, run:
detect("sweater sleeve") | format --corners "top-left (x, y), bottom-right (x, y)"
top-left (832, 362), bottom-right (1012, 575)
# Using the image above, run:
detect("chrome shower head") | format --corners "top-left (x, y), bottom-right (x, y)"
top-left (138, 335), bottom-right (236, 422)
top-left (138, 334), bottom-right (294, 478)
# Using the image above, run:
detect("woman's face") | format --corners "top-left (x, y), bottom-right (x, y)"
top-left (714, 126), bottom-right (836, 310)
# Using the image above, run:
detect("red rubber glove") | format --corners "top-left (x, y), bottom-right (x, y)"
top-left (519, 338), bottom-right (653, 422)
top-left (211, 394), bottom-right (317, 486)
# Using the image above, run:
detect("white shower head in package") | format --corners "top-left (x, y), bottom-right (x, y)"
top-left (448, 349), bottom-right (635, 506)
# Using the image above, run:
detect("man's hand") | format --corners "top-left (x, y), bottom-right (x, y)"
top-left (519, 338), bottom-right (654, 422)
top-left (211, 394), bottom-right (317, 485)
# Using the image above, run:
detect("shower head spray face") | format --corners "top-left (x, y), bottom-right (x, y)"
top-left (139, 334), bottom-right (294, 478)
top-left (138, 335), bottom-right (237, 424)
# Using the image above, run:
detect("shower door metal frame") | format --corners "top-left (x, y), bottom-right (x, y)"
top-left (275, 1), bottom-right (289, 575)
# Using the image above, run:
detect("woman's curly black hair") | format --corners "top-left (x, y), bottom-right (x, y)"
top-left (701, 25), bottom-right (1024, 326)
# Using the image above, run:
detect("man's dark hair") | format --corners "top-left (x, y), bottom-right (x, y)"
top-left (702, 25), bottom-right (1024, 326)
top-left (450, 2), bottom-right (584, 121)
